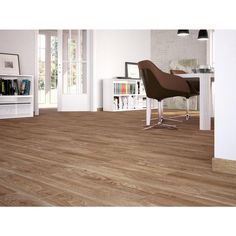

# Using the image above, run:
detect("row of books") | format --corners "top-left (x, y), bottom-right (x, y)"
top-left (113, 96), bottom-right (146, 110)
top-left (0, 79), bottom-right (31, 96)
top-left (113, 83), bottom-right (136, 95)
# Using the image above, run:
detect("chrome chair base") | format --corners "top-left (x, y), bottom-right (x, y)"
top-left (169, 113), bottom-right (190, 121)
top-left (169, 99), bottom-right (191, 121)
top-left (143, 101), bottom-right (177, 130)
top-left (144, 120), bottom-right (177, 130)
top-left (161, 116), bottom-right (183, 123)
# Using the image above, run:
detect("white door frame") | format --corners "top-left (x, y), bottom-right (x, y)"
top-left (34, 30), bottom-right (39, 115)
top-left (57, 30), bottom-right (93, 111)
top-left (88, 30), bottom-right (94, 111)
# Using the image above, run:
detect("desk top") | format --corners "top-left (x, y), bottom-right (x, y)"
top-left (178, 73), bottom-right (214, 82)
top-left (178, 73), bottom-right (214, 78)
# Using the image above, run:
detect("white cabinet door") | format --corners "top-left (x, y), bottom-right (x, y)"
top-left (57, 30), bottom-right (91, 111)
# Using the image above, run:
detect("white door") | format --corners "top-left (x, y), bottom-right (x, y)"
top-left (57, 30), bottom-right (91, 111)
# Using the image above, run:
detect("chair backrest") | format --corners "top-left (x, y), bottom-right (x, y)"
top-left (138, 60), bottom-right (190, 101)
top-left (138, 60), bottom-right (163, 100)
top-left (170, 69), bottom-right (186, 75)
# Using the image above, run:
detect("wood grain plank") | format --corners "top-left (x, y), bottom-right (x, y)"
top-left (0, 109), bottom-right (234, 206)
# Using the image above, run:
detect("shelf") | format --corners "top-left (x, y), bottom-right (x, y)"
top-left (0, 75), bottom-right (34, 119)
top-left (0, 113), bottom-right (33, 119)
top-left (0, 103), bottom-right (31, 105)
top-left (113, 94), bottom-right (146, 97)
top-left (0, 74), bottom-right (33, 78)
top-left (0, 95), bottom-right (33, 98)
top-left (103, 78), bottom-right (146, 112)
top-left (113, 79), bottom-right (141, 83)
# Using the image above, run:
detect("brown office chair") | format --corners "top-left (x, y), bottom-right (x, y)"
top-left (170, 69), bottom-right (199, 119)
top-left (138, 60), bottom-right (192, 129)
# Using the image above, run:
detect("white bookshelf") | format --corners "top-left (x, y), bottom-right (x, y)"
top-left (103, 78), bottom-right (147, 111)
top-left (0, 74), bottom-right (34, 119)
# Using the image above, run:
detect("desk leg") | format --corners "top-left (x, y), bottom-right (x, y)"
top-left (200, 74), bottom-right (211, 130)
top-left (210, 81), bottom-right (215, 118)
top-left (146, 97), bottom-right (151, 126)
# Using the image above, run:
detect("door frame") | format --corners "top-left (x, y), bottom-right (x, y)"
top-left (38, 30), bottom-right (58, 109)
top-left (34, 30), bottom-right (39, 115)
top-left (57, 30), bottom-right (94, 112)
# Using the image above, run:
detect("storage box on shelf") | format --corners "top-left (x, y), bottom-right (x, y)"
top-left (103, 78), bottom-right (147, 111)
top-left (0, 74), bottom-right (34, 119)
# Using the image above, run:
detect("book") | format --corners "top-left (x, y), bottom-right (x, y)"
top-left (0, 79), bottom-right (23, 95)
top-left (4, 80), bottom-right (10, 95)
top-left (12, 79), bottom-right (19, 95)
top-left (121, 83), bottom-right (126, 94)
top-left (20, 79), bottom-right (31, 95)
top-left (25, 80), bottom-right (31, 95)
top-left (0, 79), bottom-right (2, 95)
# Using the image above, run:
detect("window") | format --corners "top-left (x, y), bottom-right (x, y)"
top-left (50, 36), bottom-right (58, 104)
top-left (62, 30), bottom-right (87, 95)
top-left (38, 30), bottom-right (58, 108)
top-left (38, 34), bottom-right (46, 104)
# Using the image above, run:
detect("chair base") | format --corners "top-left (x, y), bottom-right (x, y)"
top-left (143, 101), bottom-right (179, 130)
top-left (144, 120), bottom-right (177, 130)
top-left (169, 114), bottom-right (190, 121)
top-left (161, 116), bottom-right (183, 123)
top-left (142, 116), bottom-right (183, 123)
top-left (143, 98), bottom-right (191, 125)
top-left (169, 98), bottom-right (190, 121)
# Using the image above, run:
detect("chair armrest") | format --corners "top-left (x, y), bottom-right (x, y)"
top-left (183, 77), bottom-right (200, 94)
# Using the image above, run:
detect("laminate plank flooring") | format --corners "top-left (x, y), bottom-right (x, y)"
top-left (0, 109), bottom-right (235, 206)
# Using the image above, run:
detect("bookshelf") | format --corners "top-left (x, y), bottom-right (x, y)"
top-left (103, 78), bottom-right (147, 111)
top-left (0, 74), bottom-right (34, 119)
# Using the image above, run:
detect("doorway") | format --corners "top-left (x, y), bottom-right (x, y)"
top-left (37, 30), bottom-right (92, 111)
top-left (57, 30), bottom-right (91, 111)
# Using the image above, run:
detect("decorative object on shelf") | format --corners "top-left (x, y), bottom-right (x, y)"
top-left (0, 53), bottom-right (20, 75)
top-left (177, 30), bottom-right (190, 36)
top-left (198, 30), bottom-right (208, 40)
top-left (192, 65), bottom-right (214, 73)
top-left (125, 62), bottom-right (140, 79)
top-left (177, 29), bottom-right (209, 40)
top-left (169, 58), bottom-right (198, 73)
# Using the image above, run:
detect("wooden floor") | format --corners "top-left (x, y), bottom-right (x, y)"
top-left (0, 109), bottom-right (236, 206)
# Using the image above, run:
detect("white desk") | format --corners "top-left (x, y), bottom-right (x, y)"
top-left (145, 73), bottom-right (214, 130)
top-left (179, 73), bottom-right (214, 130)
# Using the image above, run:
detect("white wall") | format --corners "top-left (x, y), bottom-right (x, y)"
top-left (215, 30), bottom-right (236, 160)
top-left (0, 30), bottom-right (38, 114)
top-left (92, 30), bottom-right (151, 109)
top-left (151, 30), bottom-right (207, 72)
top-left (0, 30), bottom-right (151, 112)
top-left (0, 30), bottom-right (36, 75)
